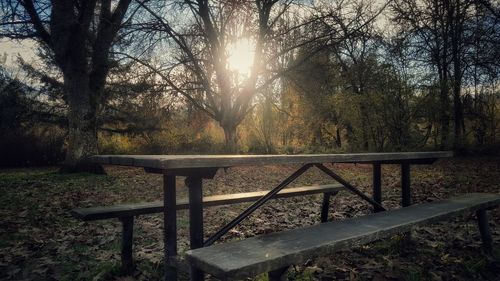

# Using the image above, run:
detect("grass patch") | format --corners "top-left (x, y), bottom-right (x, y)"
top-left (289, 267), bottom-right (316, 281)
top-left (368, 235), bottom-right (403, 256)
top-left (59, 259), bottom-right (120, 281)
top-left (462, 256), bottom-right (488, 275)
top-left (401, 266), bottom-right (423, 281)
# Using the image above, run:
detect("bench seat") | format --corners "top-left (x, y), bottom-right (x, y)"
top-left (71, 184), bottom-right (344, 221)
top-left (71, 184), bottom-right (345, 274)
top-left (186, 193), bottom-right (500, 280)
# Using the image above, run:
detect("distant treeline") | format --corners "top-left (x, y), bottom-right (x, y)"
top-left (1, 56), bottom-right (498, 167)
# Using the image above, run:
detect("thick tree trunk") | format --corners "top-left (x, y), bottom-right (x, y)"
top-left (59, 71), bottom-right (104, 173)
top-left (21, 0), bottom-right (131, 173)
top-left (222, 125), bottom-right (238, 153)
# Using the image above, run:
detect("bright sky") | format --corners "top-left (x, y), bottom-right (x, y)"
top-left (227, 38), bottom-right (255, 76)
top-left (0, 0), bottom-right (392, 75)
top-left (0, 39), bottom-right (38, 70)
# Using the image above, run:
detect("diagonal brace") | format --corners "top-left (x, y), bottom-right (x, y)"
top-left (315, 163), bottom-right (386, 211)
top-left (203, 164), bottom-right (314, 246)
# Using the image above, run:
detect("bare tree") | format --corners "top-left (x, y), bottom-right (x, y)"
top-left (122, 0), bottom-right (284, 152)
top-left (1, 0), bottom-right (133, 172)
top-left (124, 0), bottom-right (387, 152)
top-left (392, 0), bottom-right (454, 149)
top-left (392, 0), bottom-right (500, 150)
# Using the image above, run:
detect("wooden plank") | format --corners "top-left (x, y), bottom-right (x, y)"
top-left (89, 151), bottom-right (453, 170)
top-left (145, 167), bottom-right (219, 178)
top-left (71, 184), bottom-right (345, 221)
top-left (185, 193), bottom-right (500, 280)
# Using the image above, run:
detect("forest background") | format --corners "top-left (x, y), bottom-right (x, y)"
top-left (1, 0), bottom-right (499, 168)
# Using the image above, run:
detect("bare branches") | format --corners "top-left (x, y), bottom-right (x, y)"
top-left (90, 0), bottom-right (132, 100)
top-left (16, 0), bottom-right (51, 44)
top-left (125, 0), bottom-right (391, 148)
top-left (135, 0), bottom-right (215, 102)
top-left (113, 50), bottom-right (218, 120)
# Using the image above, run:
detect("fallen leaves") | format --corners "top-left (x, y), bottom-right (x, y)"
top-left (1, 157), bottom-right (500, 280)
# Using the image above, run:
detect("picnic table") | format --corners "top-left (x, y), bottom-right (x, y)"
top-left (89, 151), bottom-right (454, 281)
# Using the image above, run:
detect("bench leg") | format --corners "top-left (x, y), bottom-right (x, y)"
top-left (268, 266), bottom-right (289, 281)
top-left (186, 177), bottom-right (205, 281)
top-left (164, 175), bottom-right (178, 281)
top-left (321, 191), bottom-right (338, 223)
top-left (400, 163), bottom-right (412, 251)
top-left (476, 209), bottom-right (493, 255)
top-left (119, 216), bottom-right (135, 275)
top-left (372, 163), bottom-right (383, 213)
top-left (401, 163), bottom-right (411, 207)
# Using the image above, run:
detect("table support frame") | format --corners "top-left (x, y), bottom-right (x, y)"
top-left (401, 163), bottom-right (411, 207)
top-left (119, 216), bottom-right (134, 274)
top-left (315, 163), bottom-right (386, 211)
top-left (186, 177), bottom-right (205, 281)
top-left (203, 164), bottom-right (313, 247)
top-left (163, 175), bottom-right (178, 281)
top-left (476, 209), bottom-right (493, 255)
top-left (372, 163), bottom-right (383, 212)
top-left (158, 160), bottom-right (428, 281)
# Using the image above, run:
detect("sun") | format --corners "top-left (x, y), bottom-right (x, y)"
top-left (227, 38), bottom-right (255, 76)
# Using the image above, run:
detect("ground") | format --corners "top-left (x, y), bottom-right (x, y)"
top-left (0, 157), bottom-right (499, 281)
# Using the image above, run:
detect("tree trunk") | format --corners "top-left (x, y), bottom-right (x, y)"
top-left (452, 75), bottom-right (464, 150)
top-left (439, 91), bottom-right (450, 149)
top-left (438, 65), bottom-right (450, 150)
top-left (18, 0), bottom-right (131, 173)
top-left (311, 125), bottom-right (323, 147)
top-left (361, 116), bottom-right (370, 151)
top-left (222, 124), bottom-right (238, 153)
top-left (335, 127), bottom-right (342, 148)
top-left (59, 71), bottom-right (104, 173)
top-left (451, 2), bottom-right (464, 151)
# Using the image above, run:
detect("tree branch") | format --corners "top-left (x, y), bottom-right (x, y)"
top-left (20, 0), bottom-right (50, 44)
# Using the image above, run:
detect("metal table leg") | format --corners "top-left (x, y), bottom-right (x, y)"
top-left (400, 163), bottom-right (412, 248)
top-left (164, 175), bottom-right (177, 281)
top-left (186, 177), bottom-right (204, 281)
top-left (401, 163), bottom-right (411, 207)
top-left (372, 163), bottom-right (383, 212)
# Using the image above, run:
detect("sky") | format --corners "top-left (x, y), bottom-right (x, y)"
top-left (0, 39), bottom-right (38, 71)
top-left (0, 0), bottom-right (391, 74)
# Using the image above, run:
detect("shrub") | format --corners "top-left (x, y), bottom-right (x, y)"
top-left (0, 126), bottom-right (65, 167)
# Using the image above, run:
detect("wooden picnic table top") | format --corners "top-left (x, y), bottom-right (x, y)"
top-left (90, 151), bottom-right (453, 170)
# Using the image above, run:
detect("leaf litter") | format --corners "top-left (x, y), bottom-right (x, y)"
top-left (0, 158), bottom-right (499, 280)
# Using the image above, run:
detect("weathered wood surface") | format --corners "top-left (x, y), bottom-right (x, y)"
top-left (89, 151), bottom-right (453, 170)
top-left (71, 184), bottom-right (345, 221)
top-left (186, 193), bottom-right (500, 280)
